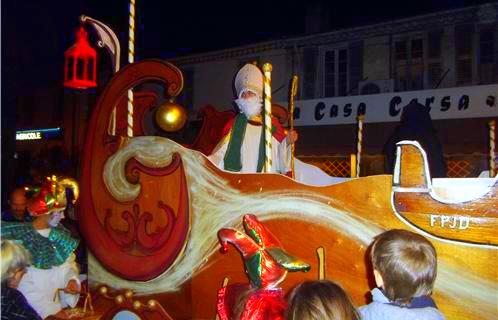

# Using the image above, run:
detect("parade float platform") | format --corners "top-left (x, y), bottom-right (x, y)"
top-left (78, 60), bottom-right (497, 320)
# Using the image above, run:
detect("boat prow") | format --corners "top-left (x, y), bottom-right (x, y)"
top-left (392, 140), bottom-right (497, 248)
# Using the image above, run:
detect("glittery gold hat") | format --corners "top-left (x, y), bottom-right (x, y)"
top-left (26, 175), bottom-right (79, 216)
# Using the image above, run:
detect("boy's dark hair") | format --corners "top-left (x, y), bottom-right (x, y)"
top-left (371, 229), bottom-right (437, 305)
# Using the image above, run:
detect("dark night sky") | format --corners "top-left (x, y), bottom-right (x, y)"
top-left (1, 0), bottom-right (492, 88)
top-left (1, 0), bottom-right (491, 135)
top-left (0, 0), bottom-right (493, 116)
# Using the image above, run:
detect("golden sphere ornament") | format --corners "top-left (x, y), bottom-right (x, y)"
top-left (155, 101), bottom-right (187, 132)
top-left (115, 295), bottom-right (124, 304)
top-left (99, 286), bottom-right (108, 295)
top-left (124, 290), bottom-right (133, 299)
top-left (147, 299), bottom-right (157, 310)
top-left (133, 301), bottom-right (142, 310)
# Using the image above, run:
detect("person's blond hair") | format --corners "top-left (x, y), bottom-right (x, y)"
top-left (286, 280), bottom-right (360, 320)
top-left (371, 229), bottom-right (437, 306)
top-left (1, 240), bottom-right (32, 283)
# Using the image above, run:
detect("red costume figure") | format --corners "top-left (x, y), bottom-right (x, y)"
top-left (216, 214), bottom-right (310, 320)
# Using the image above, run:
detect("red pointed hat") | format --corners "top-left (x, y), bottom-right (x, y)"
top-left (217, 214), bottom-right (310, 288)
top-left (26, 175), bottom-right (79, 216)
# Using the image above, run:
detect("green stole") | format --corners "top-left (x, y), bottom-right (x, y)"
top-left (224, 114), bottom-right (266, 172)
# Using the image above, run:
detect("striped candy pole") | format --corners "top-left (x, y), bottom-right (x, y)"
top-left (262, 63), bottom-right (273, 173)
top-left (490, 120), bottom-right (496, 178)
top-left (356, 115), bottom-right (365, 178)
top-left (127, 0), bottom-right (136, 138)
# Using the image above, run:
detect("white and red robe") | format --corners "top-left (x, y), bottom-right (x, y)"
top-left (208, 114), bottom-right (291, 175)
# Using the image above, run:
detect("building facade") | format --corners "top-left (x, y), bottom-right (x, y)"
top-left (171, 3), bottom-right (498, 177)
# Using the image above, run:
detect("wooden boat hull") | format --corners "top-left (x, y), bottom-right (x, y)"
top-left (79, 60), bottom-right (497, 320)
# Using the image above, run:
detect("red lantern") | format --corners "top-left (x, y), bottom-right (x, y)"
top-left (64, 26), bottom-right (97, 89)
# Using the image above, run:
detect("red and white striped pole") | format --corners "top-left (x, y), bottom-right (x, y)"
top-left (262, 63), bottom-right (273, 173)
top-left (127, 0), bottom-right (136, 137)
top-left (356, 115), bottom-right (364, 178)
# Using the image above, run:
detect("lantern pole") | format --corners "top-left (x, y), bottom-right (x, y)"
top-left (127, 0), bottom-right (136, 138)
top-left (80, 15), bottom-right (121, 135)
top-left (80, 15), bottom-right (121, 73)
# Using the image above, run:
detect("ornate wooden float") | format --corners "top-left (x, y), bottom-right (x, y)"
top-left (79, 60), bottom-right (497, 320)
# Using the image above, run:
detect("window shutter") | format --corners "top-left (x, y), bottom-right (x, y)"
top-left (428, 30), bottom-right (442, 59)
top-left (455, 24), bottom-right (474, 85)
top-left (302, 48), bottom-right (318, 99)
top-left (349, 42), bottom-right (363, 96)
top-left (338, 49), bottom-right (348, 96)
top-left (428, 62), bottom-right (442, 88)
top-left (457, 59), bottom-right (472, 85)
top-left (324, 50), bottom-right (335, 97)
top-left (479, 26), bottom-right (496, 84)
top-left (456, 24), bottom-right (474, 56)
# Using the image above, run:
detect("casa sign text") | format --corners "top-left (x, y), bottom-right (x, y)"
top-left (285, 84), bottom-right (497, 126)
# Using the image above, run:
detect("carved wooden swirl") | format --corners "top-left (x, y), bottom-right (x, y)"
top-left (79, 60), bottom-right (188, 281)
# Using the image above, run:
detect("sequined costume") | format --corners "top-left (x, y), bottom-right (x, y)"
top-left (1, 222), bottom-right (78, 269)
top-left (1, 223), bottom-right (80, 318)
top-left (217, 285), bottom-right (286, 320)
top-left (216, 214), bottom-right (310, 320)
top-left (0, 176), bottom-right (81, 318)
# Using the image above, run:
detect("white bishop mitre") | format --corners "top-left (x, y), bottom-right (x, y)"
top-left (234, 64), bottom-right (263, 98)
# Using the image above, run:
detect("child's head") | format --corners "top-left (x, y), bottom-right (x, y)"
top-left (370, 229), bottom-right (437, 305)
top-left (1, 240), bottom-right (32, 288)
top-left (286, 280), bottom-right (360, 320)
